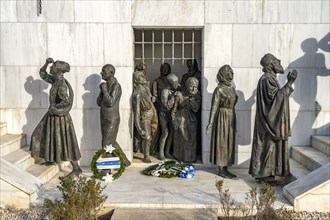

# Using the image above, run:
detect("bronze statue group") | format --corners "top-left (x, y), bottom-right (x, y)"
top-left (30, 53), bottom-right (297, 183)
top-left (133, 60), bottom-right (201, 164)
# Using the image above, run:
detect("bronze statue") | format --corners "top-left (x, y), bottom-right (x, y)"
top-left (97, 64), bottom-right (131, 166)
top-left (152, 63), bottom-right (170, 111)
top-left (249, 53), bottom-right (297, 181)
top-left (206, 65), bottom-right (237, 179)
top-left (181, 59), bottom-right (201, 90)
top-left (172, 77), bottom-right (200, 163)
top-left (30, 58), bottom-right (82, 176)
top-left (132, 63), bottom-right (158, 163)
top-left (158, 70), bottom-right (180, 160)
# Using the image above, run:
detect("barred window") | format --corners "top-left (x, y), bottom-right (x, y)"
top-left (134, 28), bottom-right (202, 83)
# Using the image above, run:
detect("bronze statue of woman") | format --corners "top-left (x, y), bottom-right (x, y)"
top-left (30, 57), bottom-right (82, 176)
top-left (172, 77), bottom-right (200, 163)
top-left (206, 65), bottom-right (237, 179)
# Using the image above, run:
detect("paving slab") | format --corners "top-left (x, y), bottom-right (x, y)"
top-left (110, 208), bottom-right (218, 220)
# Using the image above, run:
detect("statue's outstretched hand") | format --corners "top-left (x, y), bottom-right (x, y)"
top-left (287, 69), bottom-right (297, 85)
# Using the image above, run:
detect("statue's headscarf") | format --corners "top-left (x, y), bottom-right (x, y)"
top-left (217, 65), bottom-right (232, 86)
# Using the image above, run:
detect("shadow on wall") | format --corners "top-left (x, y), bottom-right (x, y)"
top-left (23, 76), bottom-right (49, 143)
top-left (201, 70), bottom-right (212, 164)
top-left (80, 73), bottom-right (102, 153)
top-left (278, 33), bottom-right (330, 144)
top-left (235, 89), bottom-right (256, 146)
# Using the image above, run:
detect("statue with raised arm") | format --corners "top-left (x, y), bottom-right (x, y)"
top-left (30, 58), bottom-right (82, 176)
top-left (206, 65), bottom-right (237, 179)
top-left (249, 53), bottom-right (297, 181)
top-left (97, 64), bottom-right (131, 166)
top-left (132, 63), bottom-right (158, 163)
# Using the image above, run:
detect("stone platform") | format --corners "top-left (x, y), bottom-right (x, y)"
top-left (33, 163), bottom-right (292, 215)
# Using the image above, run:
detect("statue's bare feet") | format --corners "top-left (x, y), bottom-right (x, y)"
top-left (159, 155), bottom-right (166, 160)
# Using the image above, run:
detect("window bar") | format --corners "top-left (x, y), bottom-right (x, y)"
top-left (142, 30), bottom-right (145, 63)
top-left (172, 30), bottom-right (175, 66)
top-left (162, 30), bottom-right (164, 63)
top-left (152, 30), bottom-right (155, 64)
top-left (182, 30), bottom-right (185, 65)
top-left (192, 30), bottom-right (195, 62)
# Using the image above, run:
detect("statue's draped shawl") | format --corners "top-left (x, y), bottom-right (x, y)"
top-left (249, 72), bottom-right (293, 178)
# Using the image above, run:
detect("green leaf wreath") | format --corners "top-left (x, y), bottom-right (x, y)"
top-left (142, 160), bottom-right (194, 178)
top-left (91, 146), bottom-right (126, 181)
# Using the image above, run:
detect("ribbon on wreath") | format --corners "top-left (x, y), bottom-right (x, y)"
top-left (179, 166), bottom-right (195, 179)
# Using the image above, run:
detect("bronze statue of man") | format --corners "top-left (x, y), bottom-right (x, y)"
top-left (158, 71), bottom-right (180, 160)
top-left (132, 63), bottom-right (158, 163)
top-left (249, 53), bottom-right (297, 181)
top-left (152, 63), bottom-right (170, 111)
top-left (97, 64), bottom-right (131, 166)
top-left (30, 57), bottom-right (82, 176)
top-left (206, 65), bottom-right (237, 179)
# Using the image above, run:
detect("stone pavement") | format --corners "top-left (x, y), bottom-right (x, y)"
top-left (109, 208), bottom-right (218, 220)
top-left (34, 160), bottom-right (292, 219)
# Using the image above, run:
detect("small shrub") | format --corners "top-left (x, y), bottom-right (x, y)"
top-left (215, 179), bottom-right (295, 220)
top-left (44, 175), bottom-right (107, 220)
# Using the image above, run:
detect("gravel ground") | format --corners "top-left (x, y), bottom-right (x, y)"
top-left (0, 207), bottom-right (329, 220)
top-left (0, 207), bottom-right (50, 220)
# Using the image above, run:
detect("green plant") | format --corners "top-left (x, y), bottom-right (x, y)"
top-left (215, 180), bottom-right (294, 220)
top-left (44, 175), bottom-right (107, 220)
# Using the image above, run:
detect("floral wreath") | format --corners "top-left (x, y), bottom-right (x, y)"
top-left (91, 144), bottom-right (126, 182)
top-left (142, 160), bottom-right (195, 178)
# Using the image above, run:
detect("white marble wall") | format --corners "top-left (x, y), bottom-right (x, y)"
top-left (1, 0), bottom-right (329, 167)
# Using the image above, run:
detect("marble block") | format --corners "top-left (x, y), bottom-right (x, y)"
top-left (0, 23), bottom-right (47, 66)
top-left (203, 24), bottom-right (232, 68)
top-left (205, 0), bottom-right (263, 24)
top-left (262, 0), bottom-right (322, 24)
top-left (17, 0), bottom-right (74, 22)
top-left (104, 24), bottom-right (133, 67)
top-left (75, 0), bottom-right (131, 23)
top-left (132, 0), bottom-right (204, 26)
top-left (0, 0), bottom-right (17, 22)
top-left (0, 158), bottom-right (42, 195)
top-left (283, 163), bottom-right (330, 212)
top-left (47, 23), bottom-right (104, 66)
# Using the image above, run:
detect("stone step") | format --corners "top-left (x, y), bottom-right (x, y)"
top-left (0, 134), bottom-right (26, 157)
top-left (3, 146), bottom-right (35, 170)
top-left (283, 163), bottom-right (330, 212)
top-left (312, 136), bottom-right (330, 156)
top-left (26, 163), bottom-right (64, 184)
top-left (0, 122), bottom-right (7, 136)
top-left (110, 208), bottom-right (218, 220)
top-left (289, 158), bottom-right (310, 179)
top-left (291, 146), bottom-right (330, 171)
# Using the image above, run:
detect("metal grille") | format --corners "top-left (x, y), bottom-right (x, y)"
top-left (134, 29), bottom-right (202, 65)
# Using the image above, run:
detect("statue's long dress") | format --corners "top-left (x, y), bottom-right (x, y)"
top-left (210, 85), bottom-right (237, 167)
top-left (249, 72), bottom-right (293, 178)
top-left (30, 74), bottom-right (81, 162)
top-left (173, 95), bottom-right (200, 163)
